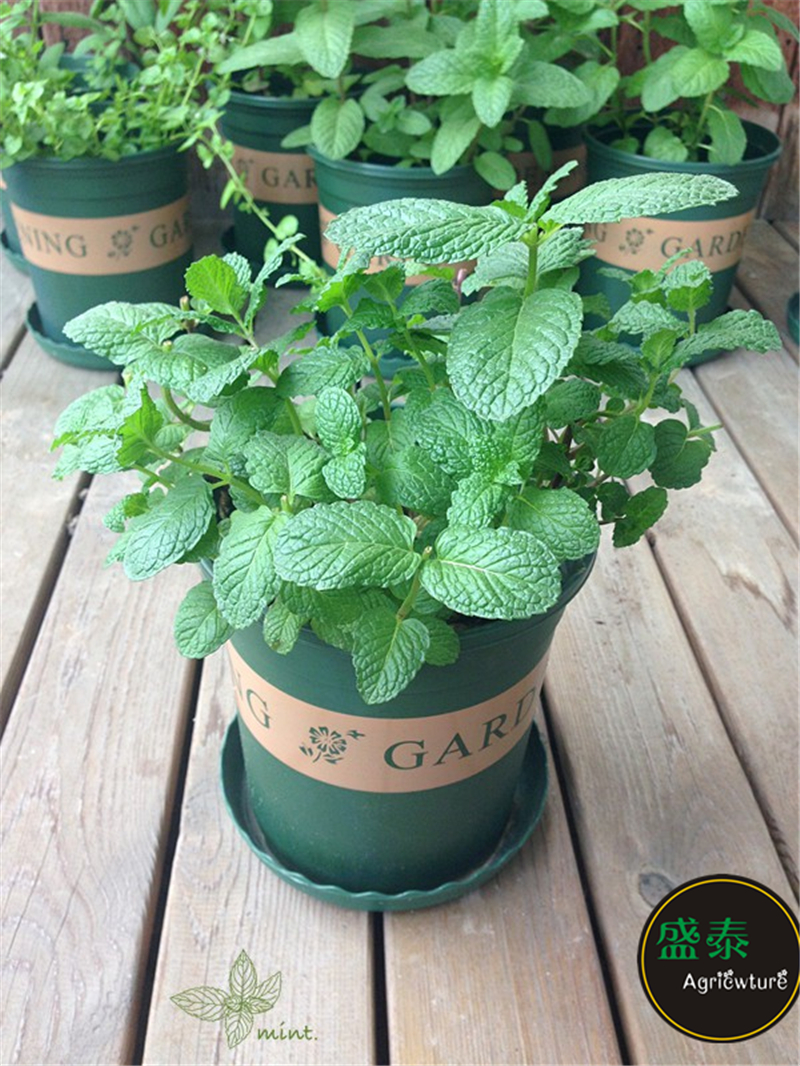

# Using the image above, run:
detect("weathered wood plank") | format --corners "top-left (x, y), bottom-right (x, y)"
top-left (0, 473), bottom-right (197, 1066)
top-left (695, 289), bottom-right (798, 540)
top-left (142, 649), bottom-right (376, 1066)
top-left (544, 534), bottom-right (797, 1065)
top-left (773, 219), bottom-right (798, 251)
top-left (384, 715), bottom-right (621, 1066)
top-left (735, 220), bottom-right (799, 361)
top-left (0, 249), bottom-right (33, 369)
top-left (0, 335), bottom-right (116, 726)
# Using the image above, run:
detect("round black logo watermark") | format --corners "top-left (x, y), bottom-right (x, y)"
top-left (638, 874), bottom-right (799, 1042)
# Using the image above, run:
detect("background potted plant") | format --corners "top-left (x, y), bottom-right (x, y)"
top-left (0, 0), bottom-right (239, 368)
top-left (541, 0), bottom-right (796, 346)
top-left (50, 165), bottom-right (780, 907)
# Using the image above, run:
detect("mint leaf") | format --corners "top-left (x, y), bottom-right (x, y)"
top-left (53, 384), bottom-right (126, 444)
top-left (725, 27), bottom-right (784, 71)
top-left (324, 199), bottom-right (528, 262)
top-left (224, 1004), bottom-right (254, 1050)
top-left (673, 309), bottom-right (780, 363)
top-left (352, 608), bottom-right (430, 704)
top-left (650, 420), bottom-right (712, 489)
top-left (277, 345), bottom-right (369, 398)
top-left (643, 126), bottom-right (689, 162)
top-left (670, 47), bottom-right (730, 95)
top-left (295, 0), bottom-right (355, 78)
top-left (706, 106), bottom-right (747, 165)
top-left (613, 486), bottom-right (668, 547)
top-left (315, 386), bottom-right (361, 456)
top-left (323, 445), bottom-right (367, 499)
top-left (449, 287), bottom-right (583, 421)
top-left (229, 949), bottom-right (258, 999)
top-left (63, 301), bottom-right (180, 366)
top-left (376, 445), bottom-right (455, 516)
top-left (507, 487), bottom-right (600, 562)
top-left (420, 616), bottom-right (460, 665)
top-left (262, 599), bottom-right (305, 654)
top-left (596, 414), bottom-right (657, 478)
top-left (310, 96), bottom-right (364, 159)
top-left (474, 150), bottom-right (517, 190)
top-left (244, 432), bottom-right (330, 502)
top-left (446, 472), bottom-right (511, 528)
top-left (185, 256), bottom-right (247, 317)
top-left (274, 501), bottom-right (420, 590)
top-left (213, 508), bottom-right (285, 628)
top-left (472, 73), bottom-right (514, 126)
top-left (124, 477), bottom-right (213, 581)
top-left (174, 582), bottom-right (233, 658)
top-left (405, 50), bottom-right (475, 95)
top-left (545, 379), bottom-right (601, 427)
top-left (206, 388), bottom-right (285, 464)
top-left (408, 389), bottom-right (483, 479)
top-left (421, 526), bottom-right (561, 619)
top-left (430, 96), bottom-right (483, 174)
top-left (544, 172), bottom-right (737, 225)
top-left (664, 260), bottom-right (713, 313)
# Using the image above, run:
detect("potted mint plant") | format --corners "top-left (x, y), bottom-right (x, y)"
top-left (51, 166), bottom-right (780, 909)
top-left (541, 0), bottom-right (794, 344)
top-left (0, 0), bottom-right (239, 368)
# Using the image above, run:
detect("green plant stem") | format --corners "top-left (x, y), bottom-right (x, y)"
top-left (131, 463), bottom-right (171, 487)
top-left (400, 325), bottom-right (436, 388)
top-left (523, 233), bottom-right (539, 298)
top-left (147, 444), bottom-right (266, 505)
top-left (163, 388), bottom-right (212, 431)
top-left (396, 550), bottom-right (432, 620)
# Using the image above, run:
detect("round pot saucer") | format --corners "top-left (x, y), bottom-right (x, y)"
top-left (1, 230), bottom-right (28, 274)
top-left (26, 303), bottom-right (111, 371)
top-left (220, 716), bottom-right (549, 912)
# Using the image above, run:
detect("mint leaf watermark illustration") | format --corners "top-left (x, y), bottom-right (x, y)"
top-left (171, 949), bottom-right (282, 1048)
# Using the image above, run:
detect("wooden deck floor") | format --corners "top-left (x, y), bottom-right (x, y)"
top-left (1, 221), bottom-right (798, 1065)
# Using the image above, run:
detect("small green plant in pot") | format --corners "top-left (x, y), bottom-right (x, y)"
top-left (51, 165), bottom-right (780, 907)
top-left (543, 0), bottom-right (796, 342)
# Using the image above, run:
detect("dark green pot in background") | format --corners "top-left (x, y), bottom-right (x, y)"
top-left (580, 120), bottom-right (781, 365)
top-left (0, 170), bottom-right (27, 273)
top-left (5, 146), bottom-right (192, 369)
top-left (221, 90), bottom-right (320, 268)
top-left (311, 152), bottom-right (493, 372)
top-left (506, 114), bottom-right (586, 201)
top-left (223, 555), bottom-right (594, 904)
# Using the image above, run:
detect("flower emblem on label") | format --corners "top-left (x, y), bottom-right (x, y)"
top-left (108, 226), bottom-right (137, 259)
top-left (300, 726), bottom-right (366, 765)
top-left (620, 226), bottom-right (649, 255)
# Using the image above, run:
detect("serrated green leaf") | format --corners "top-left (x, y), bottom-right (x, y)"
top-left (213, 508), bottom-right (285, 628)
top-left (545, 379), bottom-right (601, 427)
top-left (664, 260), bottom-right (713, 313)
top-left (507, 486), bottom-right (600, 562)
top-left (472, 73), bottom-right (513, 127)
top-left (263, 599), bottom-right (305, 654)
top-left (274, 501), bottom-right (420, 590)
top-left (323, 445), bottom-right (367, 498)
top-left (474, 150), bottom-right (517, 190)
top-left (277, 345), bottom-right (369, 398)
top-left (421, 526), bottom-right (561, 619)
top-left (53, 437), bottom-right (124, 480)
top-left (430, 97), bottom-right (483, 174)
top-left (217, 33), bottom-right (305, 73)
top-left (596, 414), bottom-right (657, 478)
top-left (352, 608), bottom-right (430, 703)
top-left (740, 61), bottom-right (796, 105)
top-left (116, 389), bottom-right (164, 467)
top-left (610, 300), bottom-right (683, 340)
top-left (377, 445), bottom-right (455, 516)
top-left (244, 432), bottom-right (331, 502)
top-left (63, 301), bottom-right (180, 366)
top-left (123, 478), bottom-right (214, 581)
top-left (405, 50), bottom-right (476, 95)
top-left (448, 287), bottom-right (583, 421)
top-left (650, 419), bottom-right (712, 488)
top-left (707, 107), bottom-right (747, 165)
top-left (315, 386), bottom-right (362, 455)
top-left (325, 199), bottom-right (527, 263)
top-left (406, 390), bottom-right (481, 479)
top-left (174, 582), bottom-right (234, 658)
top-left (639, 47), bottom-right (686, 111)
top-left (725, 27), bottom-right (784, 71)
top-left (185, 256), bottom-right (247, 317)
top-left (419, 616), bottom-right (460, 665)
top-left (613, 486), bottom-right (668, 547)
top-left (643, 125), bottom-right (689, 162)
top-left (310, 96), bottom-right (365, 159)
top-left (545, 172), bottom-right (737, 225)
top-left (171, 985), bottom-right (228, 1022)
top-left (512, 60), bottom-right (592, 108)
top-left (670, 47), bottom-right (730, 95)
top-left (446, 472), bottom-right (511, 528)
top-left (544, 60), bottom-right (619, 127)
top-left (295, 0), bottom-right (355, 78)
top-left (53, 384), bottom-right (126, 444)
top-left (205, 388), bottom-right (285, 464)
top-left (673, 309), bottom-right (781, 363)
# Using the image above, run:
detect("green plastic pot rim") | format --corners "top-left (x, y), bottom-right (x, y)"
top-left (584, 118), bottom-right (781, 174)
top-left (226, 86), bottom-right (316, 110)
top-left (26, 302), bottom-right (110, 368)
top-left (220, 714), bottom-right (549, 911)
top-left (308, 148), bottom-right (478, 181)
top-left (10, 142), bottom-right (184, 179)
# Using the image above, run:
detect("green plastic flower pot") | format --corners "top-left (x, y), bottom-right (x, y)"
top-left (580, 120), bottom-right (781, 364)
top-left (311, 151), bottom-right (493, 371)
top-left (221, 90), bottom-right (321, 268)
top-left (4, 146), bottom-right (192, 367)
top-left (0, 170), bottom-right (27, 272)
top-left (222, 555), bottom-right (594, 903)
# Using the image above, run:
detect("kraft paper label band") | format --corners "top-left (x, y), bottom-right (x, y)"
top-left (319, 204), bottom-right (473, 285)
top-left (231, 144), bottom-right (317, 205)
top-left (229, 643), bottom-right (549, 793)
top-left (9, 196), bottom-right (192, 275)
top-left (585, 208), bottom-right (756, 274)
